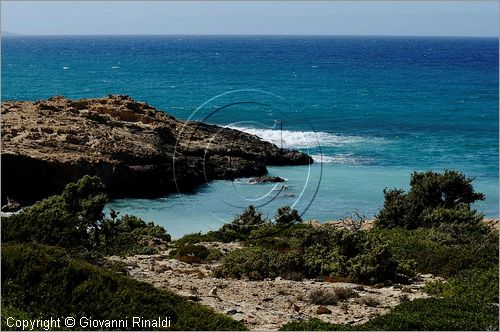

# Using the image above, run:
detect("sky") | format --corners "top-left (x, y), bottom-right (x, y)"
top-left (1, 1), bottom-right (498, 37)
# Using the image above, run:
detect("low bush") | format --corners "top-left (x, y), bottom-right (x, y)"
top-left (215, 226), bottom-right (412, 284)
top-left (333, 287), bottom-right (359, 301)
top-left (280, 318), bottom-right (349, 331)
top-left (2, 175), bottom-right (107, 249)
top-left (1, 176), bottom-right (172, 256)
top-left (374, 227), bottom-right (498, 277)
top-left (280, 298), bottom-right (499, 331)
top-left (360, 298), bottom-right (498, 331)
top-left (176, 232), bottom-right (214, 245)
top-left (103, 215), bottom-right (171, 256)
top-left (307, 288), bottom-right (358, 306)
top-left (170, 244), bottom-right (209, 260)
top-left (1, 243), bottom-right (246, 331)
top-left (275, 206), bottom-right (302, 225)
top-left (308, 289), bottom-right (339, 305)
top-left (175, 206), bottom-right (305, 244)
top-left (424, 265), bottom-right (499, 304)
top-left (282, 271), bottom-right (305, 281)
top-left (1, 306), bottom-right (35, 330)
top-left (216, 205), bottom-right (265, 241)
top-left (213, 247), bottom-right (303, 280)
top-left (207, 248), bottom-right (225, 261)
top-left (361, 297), bottom-right (380, 307)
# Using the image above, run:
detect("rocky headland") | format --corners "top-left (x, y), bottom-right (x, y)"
top-left (1, 95), bottom-right (312, 205)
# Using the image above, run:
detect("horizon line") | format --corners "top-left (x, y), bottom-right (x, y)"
top-left (2, 32), bottom-right (498, 38)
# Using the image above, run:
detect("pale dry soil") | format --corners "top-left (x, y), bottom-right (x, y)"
top-left (109, 242), bottom-right (441, 331)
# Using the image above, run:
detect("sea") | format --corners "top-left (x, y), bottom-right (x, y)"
top-left (2, 35), bottom-right (498, 238)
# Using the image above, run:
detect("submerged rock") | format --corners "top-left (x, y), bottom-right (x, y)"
top-left (249, 175), bottom-right (286, 183)
top-left (1, 95), bottom-right (312, 204)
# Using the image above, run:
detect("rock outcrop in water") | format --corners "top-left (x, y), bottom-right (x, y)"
top-left (249, 175), bottom-right (286, 183)
top-left (1, 95), bottom-right (312, 205)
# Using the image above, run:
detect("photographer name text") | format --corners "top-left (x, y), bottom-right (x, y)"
top-left (6, 316), bottom-right (172, 330)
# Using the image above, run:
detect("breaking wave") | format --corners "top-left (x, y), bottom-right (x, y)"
top-left (227, 126), bottom-right (380, 149)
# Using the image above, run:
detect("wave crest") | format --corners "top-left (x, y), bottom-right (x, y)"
top-left (310, 154), bottom-right (372, 164)
top-left (227, 126), bottom-right (378, 149)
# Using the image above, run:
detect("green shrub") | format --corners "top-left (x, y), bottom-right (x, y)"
top-left (275, 206), bottom-right (302, 225)
top-left (280, 318), bottom-right (349, 331)
top-left (375, 227), bottom-right (498, 277)
top-left (176, 232), bottom-right (212, 245)
top-left (215, 226), bottom-right (412, 284)
top-left (207, 248), bottom-right (224, 261)
top-left (1, 244), bottom-right (246, 331)
top-left (218, 205), bottom-right (265, 239)
top-left (302, 244), bottom-right (345, 277)
top-left (175, 207), bottom-right (304, 245)
top-left (214, 246), bottom-right (305, 281)
top-left (171, 244), bottom-right (209, 260)
top-left (376, 170), bottom-right (484, 229)
top-left (424, 265), bottom-right (499, 304)
top-left (347, 242), bottom-right (400, 284)
top-left (281, 298), bottom-right (499, 331)
top-left (1, 176), bottom-right (171, 256)
top-left (360, 298), bottom-right (498, 331)
top-left (213, 247), bottom-right (272, 280)
top-left (1, 306), bottom-right (37, 331)
top-left (2, 175), bottom-right (107, 249)
top-left (297, 227), bottom-right (412, 283)
top-left (102, 214), bottom-right (171, 256)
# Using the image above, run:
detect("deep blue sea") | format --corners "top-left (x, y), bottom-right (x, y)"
top-left (2, 35), bottom-right (498, 238)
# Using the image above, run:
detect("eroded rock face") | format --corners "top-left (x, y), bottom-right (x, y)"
top-left (1, 95), bottom-right (312, 204)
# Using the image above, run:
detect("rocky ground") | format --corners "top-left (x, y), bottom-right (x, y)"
top-left (1, 95), bottom-right (311, 205)
top-left (109, 241), bottom-right (441, 331)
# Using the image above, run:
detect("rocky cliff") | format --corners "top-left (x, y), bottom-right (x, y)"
top-left (1, 95), bottom-right (312, 205)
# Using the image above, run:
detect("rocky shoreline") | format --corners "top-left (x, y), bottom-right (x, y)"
top-left (1, 95), bottom-right (311, 205)
top-left (109, 241), bottom-right (440, 331)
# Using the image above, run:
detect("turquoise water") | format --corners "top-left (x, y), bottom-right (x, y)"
top-left (2, 36), bottom-right (498, 238)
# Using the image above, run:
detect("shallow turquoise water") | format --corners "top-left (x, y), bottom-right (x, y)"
top-left (106, 164), bottom-right (497, 239)
top-left (2, 36), bottom-right (498, 238)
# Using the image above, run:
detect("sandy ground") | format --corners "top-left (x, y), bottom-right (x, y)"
top-left (109, 241), bottom-right (442, 330)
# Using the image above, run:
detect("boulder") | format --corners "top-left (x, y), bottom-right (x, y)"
top-left (316, 306), bottom-right (332, 315)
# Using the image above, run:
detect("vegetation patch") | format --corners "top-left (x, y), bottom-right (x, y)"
top-left (424, 265), bottom-right (499, 304)
top-left (376, 170), bottom-right (485, 230)
top-left (1, 244), bottom-right (246, 331)
top-left (214, 225), bottom-right (412, 284)
top-left (2, 176), bottom-right (171, 256)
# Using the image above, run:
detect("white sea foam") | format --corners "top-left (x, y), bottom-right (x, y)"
top-left (310, 154), bottom-right (370, 164)
top-left (227, 126), bottom-right (376, 149)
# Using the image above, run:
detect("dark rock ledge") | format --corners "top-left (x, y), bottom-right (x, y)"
top-left (1, 95), bottom-right (312, 205)
top-left (249, 175), bottom-right (286, 183)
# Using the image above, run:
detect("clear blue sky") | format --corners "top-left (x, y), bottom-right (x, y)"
top-left (1, 1), bottom-right (498, 37)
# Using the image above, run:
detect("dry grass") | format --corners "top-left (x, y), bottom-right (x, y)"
top-left (333, 287), bottom-right (359, 301)
top-left (362, 297), bottom-right (381, 307)
top-left (308, 289), bottom-right (338, 305)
